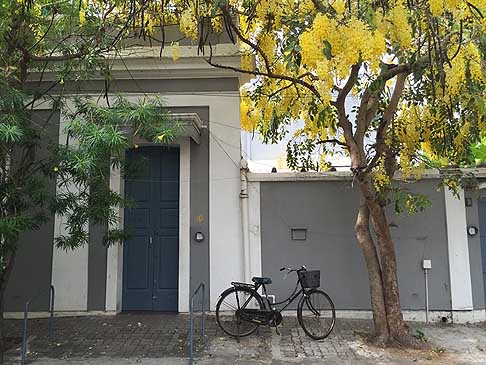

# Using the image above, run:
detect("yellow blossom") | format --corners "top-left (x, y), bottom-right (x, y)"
top-left (429, 0), bottom-right (444, 16)
top-left (331, 0), bottom-right (346, 15)
top-left (171, 42), bottom-right (180, 61)
top-left (79, 0), bottom-right (87, 25)
top-left (211, 17), bottom-right (223, 32)
top-left (388, 5), bottom-right (413, 49)
top-left (179, 8), bottom-right (198, 39)
top-left (157, 133), bottom-right (166, 141)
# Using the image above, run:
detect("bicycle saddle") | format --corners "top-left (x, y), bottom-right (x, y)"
top-left (252, 277), bottom-right (272, 285)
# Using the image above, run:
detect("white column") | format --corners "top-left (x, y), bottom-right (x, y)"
top-left (444, 188), bottom-right (473, 310)
top-left (105, 167), bottom-right (124, 312)
top-left (208, 95), bottom-right (243, 310)
top-left (178, 138), bottom-right (191, 312)
top-left (248, 181), bottom-right (262, 278)
top-left (51, 109), bottom-right (89, 311)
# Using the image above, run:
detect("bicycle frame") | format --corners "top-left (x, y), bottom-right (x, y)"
top-left (235, 272), bottom-right (318, 325)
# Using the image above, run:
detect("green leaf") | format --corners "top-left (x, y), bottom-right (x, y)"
top-left (322, 40), bottom-right (333, 60)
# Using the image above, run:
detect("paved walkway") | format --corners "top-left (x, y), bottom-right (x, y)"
top-left (4, 313), bottom-right (486, 364)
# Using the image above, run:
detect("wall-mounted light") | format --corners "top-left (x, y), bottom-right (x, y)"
top-left (194, 232), bottom-right (205, 242)
top-left (467, 226), bottom-right (478, 237)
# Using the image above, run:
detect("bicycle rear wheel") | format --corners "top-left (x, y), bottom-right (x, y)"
top-left (216, 286), bottom-right (264, 337)
top-left (297, 289), bottom-right (336, 340)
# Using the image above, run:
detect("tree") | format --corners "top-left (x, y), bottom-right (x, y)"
top-left (145, 0), bottom-right (486, 346)
top-left (0, 0), bottom-right (180, 359)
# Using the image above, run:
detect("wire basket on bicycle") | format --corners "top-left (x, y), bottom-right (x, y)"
top-left (298, 270), bottom-right (320, 288)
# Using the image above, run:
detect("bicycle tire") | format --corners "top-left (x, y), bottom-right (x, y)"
top-left (297, 289), bottom-right (336, 340)
top-left (216, 286), bottom-right (265, 337)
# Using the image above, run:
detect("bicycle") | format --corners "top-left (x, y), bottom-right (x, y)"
top-left (215, 265), bottom-right (336, 340)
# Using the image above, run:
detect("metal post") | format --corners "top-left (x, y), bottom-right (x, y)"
top-left (21, 301), bottom-right (29, 365)
top-left (425, 268), bottom-right (429, 324)
top-left (189, 293), bottom-right (194, 365)
top-left (201, 283), bottom-right (205, 344)
top-left (49, 285), bottom-right (55, 339)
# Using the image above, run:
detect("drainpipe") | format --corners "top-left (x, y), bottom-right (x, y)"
top-left (240, 159), bottom-right (251, 283)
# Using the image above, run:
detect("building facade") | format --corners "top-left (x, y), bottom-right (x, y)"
top-left (5, 42), bottom-right (486, 323)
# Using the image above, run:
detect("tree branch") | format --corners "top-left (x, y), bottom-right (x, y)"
top-left (334, 64), bottom-right (360, 168)
top-left (206, 44), bottom-right (322, 99)
top-left (317, 139), bottom-right (347, 147)
top-left (366, 73), bottom-right (407, 172)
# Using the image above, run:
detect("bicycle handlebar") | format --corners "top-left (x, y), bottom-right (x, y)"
top-left (280, 265), bottom-right (307, 272)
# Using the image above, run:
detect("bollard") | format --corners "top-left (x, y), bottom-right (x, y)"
top-left (49, 285), bottom-right (55, 339)
top-left (189, 282), bottom-right (205, 365)
top-left (21, 301), bottom-right (29, 365)
top-left (201, 282), bottom-right (205, 344)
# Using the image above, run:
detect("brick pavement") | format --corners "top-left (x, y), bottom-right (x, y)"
top-left (3, 313), bottom-right (464, 364)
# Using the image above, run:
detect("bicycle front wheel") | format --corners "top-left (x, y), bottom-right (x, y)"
top-left (216, 286), bottom-right (265, 337)
top-left (297, 289), bottom-right (336, 340)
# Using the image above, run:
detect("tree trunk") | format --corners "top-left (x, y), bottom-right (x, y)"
top-left (357, 174), bottom-right (422, 347)
top-left (354, 201), bottom-right (390, 345)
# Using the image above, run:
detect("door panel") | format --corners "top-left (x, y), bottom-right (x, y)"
top-left (123, 146), bottom-right (179, 311)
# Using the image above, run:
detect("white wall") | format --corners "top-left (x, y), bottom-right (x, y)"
top-left (51, 107), bottom-right (89, 311)
top-left (444, 188), bottom-right (474, 310)
top-left (248, 181), bottom-right (262, 279)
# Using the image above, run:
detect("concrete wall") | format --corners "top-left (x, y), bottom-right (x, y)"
top-left (467, 189), bottom-right (486, 309)
top-left (170, 106), bottom-right (210, 310)
top-left (260, 179), bottom-right (452, 311)
top-left (87, 223), bottom-right (108, 311)
top-left (4, 111), bottom-right (59, 312)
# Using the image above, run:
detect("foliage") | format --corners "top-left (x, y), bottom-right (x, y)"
top-left (470, 137), bottom-right (486, 166)
top-left (0, 1), bottom-right (181, 283)
top-left (98, 0), bottom-right (486, 200)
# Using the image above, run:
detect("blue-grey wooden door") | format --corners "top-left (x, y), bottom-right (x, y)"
top-left (479, 199), bottom-right (486, 304)
top-left (123, 146), bottom-right (180, 311)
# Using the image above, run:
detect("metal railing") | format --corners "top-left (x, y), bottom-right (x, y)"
top-left (189, 282), bottom-right (205, 365)
top-left (21, 285), bottom-right (55, 365)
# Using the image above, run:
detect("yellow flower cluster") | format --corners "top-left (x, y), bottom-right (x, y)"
top-left (445, 43), bottom-right (484, 96)
top-left (171, 42), bottom-right (180, 61)
top-left (429, 0), bottom-right (443, 16)
top-left (395, 105), bottom-right (423, 174)
top-left (453, 121), bottom-right (471, 155)
top-left (211, 17), bottom-right (223, 33)
top-left (299, 14), bottom-right (386, 80)
top-left (387, 5), bottom-right (413, 49)
top-left (240, 96), bottom-right (259, 131)
top-left (179, 8), bottom-right (198, 39)
top-left (257, 32), bottom-right (276, 65)
top-left (255, 0), bottom-right (285, 28)
top-left (79, 0), bottom-right (87, 25)
top-left (331, 0), bottom-right (346, 15)
top-left (374, 161), bottom-right (391, 191)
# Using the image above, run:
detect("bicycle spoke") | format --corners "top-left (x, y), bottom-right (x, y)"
top-left (219, 299), bottom-right (237, 311)
top-left (216, 287), bottom-right (264, 337)
top-left (298, 290), bottom-right (335, 340)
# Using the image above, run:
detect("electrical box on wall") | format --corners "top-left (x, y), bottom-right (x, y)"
top-left (423, 259), bottom-right (432, 269)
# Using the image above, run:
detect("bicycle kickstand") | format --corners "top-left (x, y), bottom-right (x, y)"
top-left (274, 325), bottom-right (281, 336)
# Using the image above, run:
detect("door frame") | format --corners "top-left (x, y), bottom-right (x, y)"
top-left (105, 138), bottom-right (191, 313)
